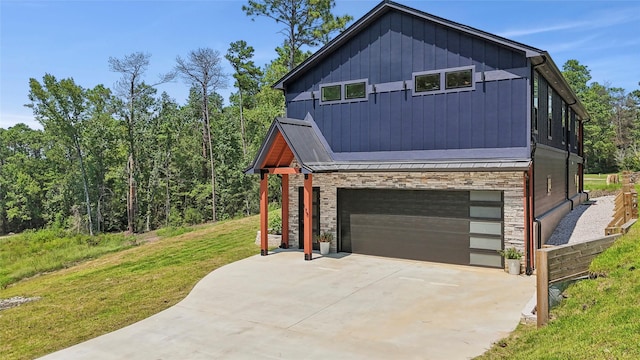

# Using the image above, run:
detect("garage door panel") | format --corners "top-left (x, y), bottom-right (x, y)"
top-left (350, 223), bottom-right (469, 264)
top-left (350, 214), bottom-right (468, 236)
top-left (338, 188), bottom-right (504, 268)
top-left (341, 189), bottom-right (469, 218)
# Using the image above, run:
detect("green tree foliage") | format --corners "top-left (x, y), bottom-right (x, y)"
top-left (175, 48), bottom-right (228, 222)
top-left (243, 0), bottom-right (352, 70)
top-left (226, 40), bottom-right (263, 155)
top-left (562, 60), bottom-right (640, 173)
top-left (27, 75), bottom-right (98, 235)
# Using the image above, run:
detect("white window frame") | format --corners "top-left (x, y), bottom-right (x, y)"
top-left (412, 65), bottom-right (475, 96)
top-left (319, 79), bottom-right (369, 105)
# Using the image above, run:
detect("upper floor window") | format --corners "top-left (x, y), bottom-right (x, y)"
top-left (321, 85), bottom-right (341, 102)
top-left (574, 116), bottom-right (580, 150)
top-left (547, 85), bottom-right (553, 140)
top-left (412, 65), bottom-right (475, 96)
top-left (446, 69), bottom-right (473, 89)
top-left (561, 101), bottom-right (566, 145)
top-left (415, 72), bottom-right (440, 93)
top-left (345, 82), bottom-right (366, 100)
top-left (533, 72), bottom-right (539, 133)
top-left (319, 79), bottom-right (368, 104)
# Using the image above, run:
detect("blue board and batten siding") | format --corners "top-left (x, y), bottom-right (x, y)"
top-left (284, 10), bottom-right (530, 155)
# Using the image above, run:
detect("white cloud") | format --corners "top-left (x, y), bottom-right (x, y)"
top-left (498, 7), bottom-right (639, 38)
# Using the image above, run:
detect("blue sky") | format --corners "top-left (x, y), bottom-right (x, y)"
top-left (1, 0), bottom-right (639, 130)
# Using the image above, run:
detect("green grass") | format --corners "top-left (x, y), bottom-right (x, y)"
top-left (155, 226), bottom-right (194, 238)
top-left (0, 215), bottom-right (261, 360)
top-left (0, 229), bottom-right (134, 288)
top-left (477, 223), bottom-right (640, 359)
top-left (584, 173), bottom-right (639, 197)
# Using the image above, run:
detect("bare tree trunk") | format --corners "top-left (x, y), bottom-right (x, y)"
top-left (127, 87), bottom-right (137, 234)
top-left (74, 136), bottom-right (94, 236)
top-left (165, 149), bottom-right (171, 227)
top-left (203, 89), bottom-right (216, 222)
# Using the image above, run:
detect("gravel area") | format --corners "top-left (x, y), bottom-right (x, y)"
top-left (546, 196), bottom-right (615, 246)
top-left (0, 296), bottom-right (41, 311)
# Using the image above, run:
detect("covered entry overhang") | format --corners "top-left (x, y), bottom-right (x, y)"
top-left (245, 117), bottom-right (333, 260)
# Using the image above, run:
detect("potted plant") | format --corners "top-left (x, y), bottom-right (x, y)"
top-left (498, 247), bottom-right (522, 275)
top-left (318, 231), bottom-right (333, 255)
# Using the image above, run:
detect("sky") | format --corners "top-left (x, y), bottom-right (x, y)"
top-left (1, 0), bottom-right (639, 130)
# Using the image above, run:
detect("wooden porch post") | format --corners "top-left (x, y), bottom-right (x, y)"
top-left (281, 174), bottom-right (289, 248)
top-left (303, 174), bottom-right (313, 261)
top-left (260, 171), bottom-right (268, 256)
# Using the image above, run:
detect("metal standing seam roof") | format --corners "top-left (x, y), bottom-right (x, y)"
top-left (304, 160), bottom-right (532, 173)
top-left (246, 115), bottom-right (532, 175)
top-left (245, 117), bottom-right (333, 174)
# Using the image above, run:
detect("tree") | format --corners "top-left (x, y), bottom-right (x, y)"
top-left (109, 52), bottom-right (173, 233)
top-left (175, 48), bottom-right (228, 222)
top-left (562, 59), bottom-right (591, 98)
top-left (226, 40), bottom-right (263, 156)
top-left (27, 74), bottom-right (95, 235)
top-left (243, 0), bottom-right (352, 70)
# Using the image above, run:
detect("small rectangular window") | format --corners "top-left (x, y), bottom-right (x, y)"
top-left (533, 72), bottom-right (539, 133)
top-left (415, 73), bottom-right (440, 92)
top-left (345, 82), bottom-right (366, 100)
top-left (548, 85), bottom-right (553, 140)
top-left (321, 85), bottom-right (341, 102)
top-left (574, 116), bottom-right (579, 150)
top-left (446, 69), bottom-right (472, 89)
top-left (561, 101), bottom-right (566, 145)
top-left (470, 221), bottom-right (502, 236)
top-left (470, 190), bottom-right (502, 202)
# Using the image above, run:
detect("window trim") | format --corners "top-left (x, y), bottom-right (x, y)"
top-left (561, 100), bottom-right (566, 145)
top-left (533, 72), bottom-right (539, 134)
top-left (413, 69), bottom-right (441, 94)
top-left (320, 83), bottom-right (341, 103)
top-left (345, 81), bottom-right (368, 100)
top-left (547, 85), bottom-right (553, 140)
top-left (412, 65), bottom-right (475, 96)
top-left (445, 68), bottom-right (474, 90)
top-left (319, 79), bottom-right (369, 105)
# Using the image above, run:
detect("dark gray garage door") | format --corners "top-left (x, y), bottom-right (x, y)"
top-left (338, 189), bottom-right (504, 267)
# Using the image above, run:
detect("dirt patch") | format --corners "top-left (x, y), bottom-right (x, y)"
top-left (0, 296), bottom-right (41, 311)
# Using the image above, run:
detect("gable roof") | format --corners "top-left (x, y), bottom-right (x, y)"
top-left (245, 117), bottom-right (333, 174)
top-left (273, 0), bottom-right (544, 91)
top-left (272, 0), bottom-right (588, 120)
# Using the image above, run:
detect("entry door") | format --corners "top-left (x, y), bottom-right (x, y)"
top-left (299, 187), bottom-right (320, 250)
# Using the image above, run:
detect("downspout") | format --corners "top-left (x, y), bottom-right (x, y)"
top-left (524, 166), bottom-right (534, 275)
top-left (527, 58), bottom-right (546, 272)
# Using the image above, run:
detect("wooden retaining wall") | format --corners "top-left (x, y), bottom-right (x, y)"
top-left (536, 234), bottom-right (620, 327)
top-left (606, 171), bottom-right (638, 235)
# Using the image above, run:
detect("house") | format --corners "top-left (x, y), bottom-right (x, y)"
top-left (246, 0), bottom-right (588, 274)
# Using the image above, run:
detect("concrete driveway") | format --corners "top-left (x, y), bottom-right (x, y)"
top-left (40, 250), bottom-right (534, 360)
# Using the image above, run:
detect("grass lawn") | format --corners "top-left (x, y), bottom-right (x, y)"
top-left (584, 172), bottom-right (639, 197)
top-left (0, 230), bottom-right (134, 288)
top-left (0, 215), bottom-right (261, 360)
top-left (476, 223), bottom-right (640, 359)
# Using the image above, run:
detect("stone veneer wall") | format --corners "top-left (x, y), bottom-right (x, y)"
top-left (287, 171), bottom-right (526, 256)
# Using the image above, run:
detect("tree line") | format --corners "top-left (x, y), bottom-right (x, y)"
top-left (0, 0), bottom-right (351, 235)
top-left (562, 60), bottom-right (640, 174)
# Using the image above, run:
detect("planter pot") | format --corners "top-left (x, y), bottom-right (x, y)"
top-left (506, 259), bottom-right (521, 275)
top-left (319, 242), bottom-right (330, 255)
